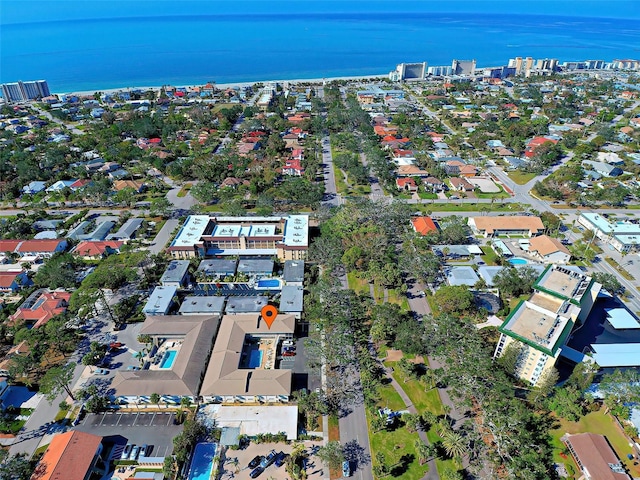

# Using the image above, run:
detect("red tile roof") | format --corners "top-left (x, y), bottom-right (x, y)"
top-left (411, 217), bottom-right (438, 235)
top-left (0, 239), bottom-right (21, 253)
top-left (32, 431), bottom-right (102, 480)
top-left (72, 241), bottom-right (123, 258)
top-left (0, 271), bottom-right (25, 288)
top-left (10, 290), bottom-right (71, 329)
top-left (396, 178), bottom-right (417, 189)
top-left (17, 239), bottom-right (65, 254)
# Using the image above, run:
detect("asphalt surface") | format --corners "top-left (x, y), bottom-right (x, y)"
top-left (148, 218), bottom-right (179, 254)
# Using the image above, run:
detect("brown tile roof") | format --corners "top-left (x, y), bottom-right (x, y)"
top-left (9, 290), bottom-right (71, 328)
top-left (113, 180), bottom-right (144, 192)
top-left (471, 216), bottom-right (544, 235)
top-left (0, 271), bottom-right (25, 288)
top-left (564, 433), bottom-right (630, 480)
top-left (31, 431), bottom-right (102, 480)
top-left (200, 314), bottom-right (295, 397)
top-left (529, 235), bottom-right (570, 257)
top-left (72, 240), bottom-right (123, 258)
top-left (0, 240), bottom-right (21, 253)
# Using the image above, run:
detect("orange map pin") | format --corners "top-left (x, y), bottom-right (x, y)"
top-left (261, 305), bottom-right (278, 329)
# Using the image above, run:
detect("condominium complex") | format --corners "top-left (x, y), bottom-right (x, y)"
top-left (167, 215), bottom-right (309, 261)
top-left (1, 80), bottom-right (50, 103)
top-left (578, 212), bottom-right (640, 253)
top-left (495, 265), bottom-right (601, 385)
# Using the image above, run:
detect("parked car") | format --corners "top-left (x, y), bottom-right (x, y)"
top-left (129, 445), bottom-right (140, 461)
top-left (274, 452), bottom-right (287, 467)
top-left (249, 467), bottom-right (263, 478)
top-left (248, 455), bottom-right (263, 469)
top-left (126, 365), bottom-right (140, 371)
top-left (109, 342), bottom-right (123, 351)
top-left (342, 460), bottom-right (351, 477)
top-left (121, 444), bottom-right (133, 460)
top-left (282, 351), bottom-right (296, 357)
top-left (260, 450), bottom-right (278, 468)
top-left (140, 444), bottom-right (149, 457)
top-left (94, 368), bottom-right (109, 375)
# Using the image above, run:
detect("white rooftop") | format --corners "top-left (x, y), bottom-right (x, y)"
top-left (606, 308), bottom-right (640, 329)
top-left (171, 215), bottom-right (210, 248)
top-left (283, 215), bottom-right (308, 247)
top-left (199, 404), bottom-right (298, 440)
top-left (591, 343), bottom-right (640, 367)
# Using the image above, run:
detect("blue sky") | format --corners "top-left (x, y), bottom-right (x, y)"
top-left (2, 0), bottom-right (639, 24)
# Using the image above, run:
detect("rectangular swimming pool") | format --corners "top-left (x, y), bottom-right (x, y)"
top-left (187, 442), bottom-right (217, 480)
top-left (248, 348), bottom-right (263, 369)
top-left (257, 278), bottom-right (281, 288)
top-left (160, 350), bottom-right (178, 369)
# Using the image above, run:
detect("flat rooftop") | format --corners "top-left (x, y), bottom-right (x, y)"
top-left (535, 265), bottom-right (591, 303)
top-left (445, 266), bottom-right (479, 286)
top-left (197, 259), bottom-right (238, 276)
top-left (283, 260), bottom-right (304, 283)
top-left (171, 215), bottom-right (210, 248)
top-left (179, 296), bottom-right (226, 315)
top-left (143, 285), bottom-right (178, 315)
top-left (160, 260), bottom-right (190, 284)
top-left (283, 215), bottom-right (308, 247)
top-left (237, 258), bottom-right (274, 274)
top-left (606, 308), bottom-right (640, 329)
top-left (279, 285), bottom-right (304, 312)
top-left (225, 296), bottom-right (268, 313)
top-left (529, 292), bottom-right (564, 314)
top-left (501, 299), bottom-right (571, 354)
top-left (581, 212), bottom-right (640, 235)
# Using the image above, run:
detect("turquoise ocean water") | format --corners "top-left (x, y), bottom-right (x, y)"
top-left (2, 10), bottom-right (640, 93)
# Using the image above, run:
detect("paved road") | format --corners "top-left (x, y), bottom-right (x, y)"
top-left (337, 275), bottom-right (373, 480)
top-left (148, 219), bottom-right (179, 255)
top-left (320, 134), bottom-right (342, 207)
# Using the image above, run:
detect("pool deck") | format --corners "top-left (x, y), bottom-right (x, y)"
top-left (148, 341), bottom-right (183, 371)
top-left (258, 338), bottom-right (276, 370)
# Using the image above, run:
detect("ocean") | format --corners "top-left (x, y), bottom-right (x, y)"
top-left (2, 11), bottom-right (640, 93)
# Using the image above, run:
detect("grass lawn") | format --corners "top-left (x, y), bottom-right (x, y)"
top-left (550, 409), bottom-right (640, 478)
top-left (334, 169), bottom-right (350, 195)
top-left (176, 183), bottom-right (192, 198)
top-left (480, 246), bottom-right (498, 266)
top-left (390, 370), bottom-right (444, 416)
top-left (346, 271), bottom-right (370, 296)
top-left (328, 414), bottom-right (340, 442)
top-left (605, 257), bottom-right (635, 281)
top-left (366, 390), bottom-right (429, 480)
top-left (418, 192), bottom-right (438, 200)
top-left (508, 171), bottom-right (537, 185)
top-left (373, 284), bottom-right (385, 304)
top-left (387, 289), bottom-right (410, 311)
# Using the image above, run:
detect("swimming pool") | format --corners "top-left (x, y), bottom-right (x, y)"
top-left (248, 348), bottom-right (263, 369)
top-left (509, 257), bottom-right (529, 265)
top-left (187, 443), bottom-right (217, 480)
top-left (257, 278), bottom-right (281, 289)
top-left (160, 350), bottom-right (178, 369)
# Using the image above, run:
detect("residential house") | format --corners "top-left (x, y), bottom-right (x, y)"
top-left (106, 218), bottom-right (144, 241)
top-left (459, 165), bottom-right (478, 177)
top-left (30, 431), bottom-right (104, 480)
top-left (0, 270), bottom-right (31, 293)
top-left (468, 216), bottom-right (544, 237)
top-left (9, 289), bottom-right (71, 328)
top-left (16, 239), bottom-right (67, 258)
top-left (22, 181), bottom-right (46, 195)
top-left (450, 177), bottom-right (474, 192)
top-left (396, 178), bottom-right (418, 192)
top-left (597, 151), bottom-right (624, 165)
top-left (113, 180), bottom-right (145, 193)
top-left (422, 177), bottom-right (446, 192)
top-left (396, 165), bottom-right (430, 178)
top-left (411, 217), bottom-right (438, 236)
top-left (582, 160), bottom-right (622, 177)
top-left (283, 158), bottom-right (304, 176)
top-left (529, 235), bottom-right (571, 264)
top-left (72, 240), bottom-right (123, 260)
top-left (444, 159), bottom-right (466, 175)
top-left (524, 136), bottom-right (559, 158)
top-left (0, 239), bottom-right (22, 255)
top-left (45, 180), bottom-right (77, 193)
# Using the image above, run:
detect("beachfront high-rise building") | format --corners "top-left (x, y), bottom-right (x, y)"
top-left (427, 65), bottom-right (453, 77)
top-left (451, 59), bottom-right (476, 75)
top-left (389, 62), bottom-right (427, 81)
top-left (494, 265), bottom-right (601, 385)
top-left (1, 80), bottom-right (50, 103)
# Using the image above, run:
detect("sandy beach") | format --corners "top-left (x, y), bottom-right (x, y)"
top-left (52, 73), bottom-right (388, 97)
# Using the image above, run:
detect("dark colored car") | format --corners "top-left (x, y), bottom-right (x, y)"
top-left (260, 450), bottom-right (278, 468)
top-left (249, 467), bottom-right (263, 478)
top-left (274, 452), bottom-right (287, 467)
top-left (248, 455), bottom-right (263, 469)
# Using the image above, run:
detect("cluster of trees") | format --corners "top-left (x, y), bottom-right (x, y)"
top-left (163, 419), bottom-right (211, 478)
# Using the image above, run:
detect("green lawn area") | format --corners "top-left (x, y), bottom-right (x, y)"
top-left (550, 409), bottom-right (640, 478)
top-left (475, 184), bottom-right (510, 199)
top-left (176, 183), bottom-right (192, 198)
top-left (367, 388), bottom-right (429, 480)
top-left (418, 192), bottom-right (438, 200)
top-left (605, 257), bottom-right (635, 281)
top-left (508, 170), bottom-right (537, 185)
top-left (480, 246), bottom-right (498, 265)
top-left (334, 168), bottom-right (349, 195)
top-left (387, 289), bottom-right (410, 311)
top-left (347, 271), bottom-right (370, 296)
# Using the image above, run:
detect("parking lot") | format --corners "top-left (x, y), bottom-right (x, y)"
top-left (218, 441), bottom-right (327, 480)
top-left (75, 411), bottom-right (182, 458)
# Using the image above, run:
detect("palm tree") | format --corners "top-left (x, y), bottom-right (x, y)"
top-left (441, 430), bottom-right (467, 459)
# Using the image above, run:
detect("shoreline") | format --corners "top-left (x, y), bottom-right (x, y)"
top-left (52, 73), bottom-right (388, 97)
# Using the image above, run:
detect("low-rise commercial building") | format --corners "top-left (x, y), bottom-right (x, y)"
top-left (31, 431), bottom-right (104, 480)
top-left (578, 212), bottom-right (640, 253)
top-left (468, 216), bottom-right (544, 237)
top-left (563, 433), bottom-right (630, 480)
